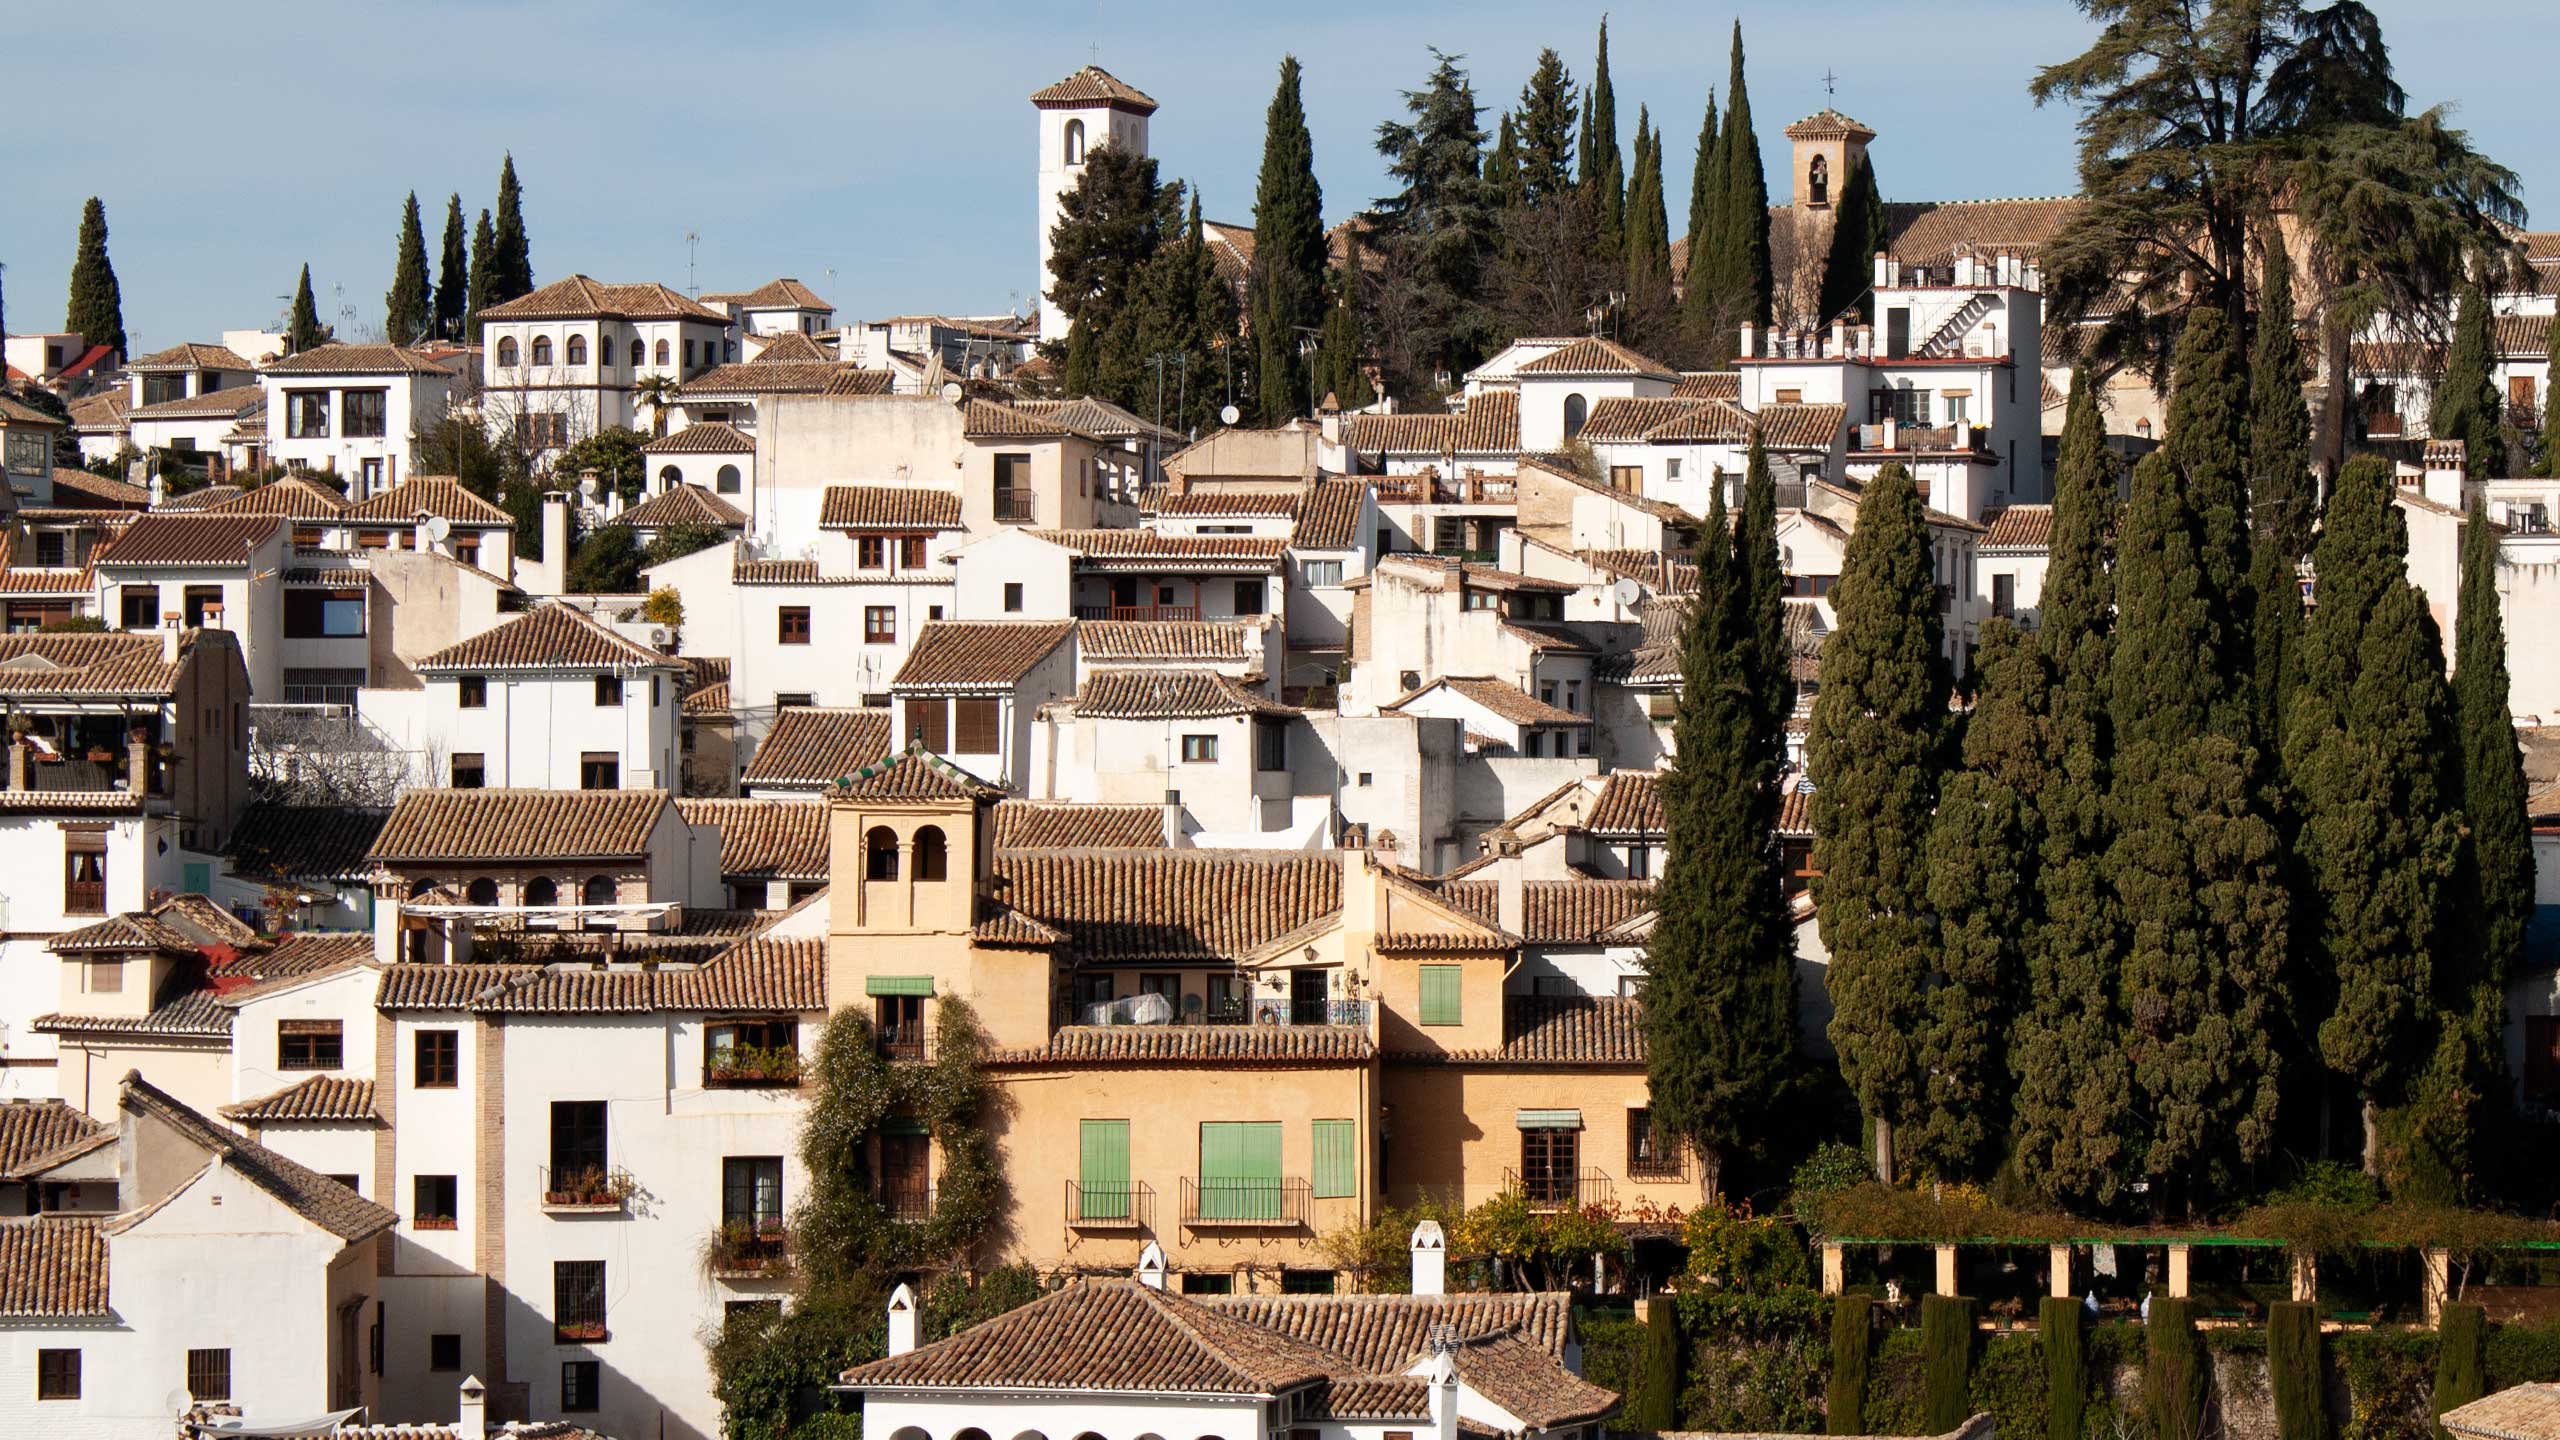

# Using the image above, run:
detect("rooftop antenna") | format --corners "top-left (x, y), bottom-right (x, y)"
top-left (684, 230), bottom-right (701, 296)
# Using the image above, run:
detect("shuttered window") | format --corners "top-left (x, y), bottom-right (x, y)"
top-left (1419, 965), bottom-right (1462, 1026)
top-left (1198, 1121), bottom-right (1283, 1220)
top-left (1080, 1119), bottom-right (1131, 1220)
top-left (1311, 1119), bottom-right (1356, 1198)
top-left (954, 698), bottom-right (1002, 754)
top-left (864, 975), bottom-right (934, 996)
top-left (904, 697), bottom-right (947, 752)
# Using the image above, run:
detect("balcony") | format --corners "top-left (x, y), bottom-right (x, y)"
top-left (879, 1182), bottom-right (933, 1223)
top-left (1058, 996), bottom-right (1374, 1030)
top-left (1072, 603), bottom-right (1202, 622)
top-left (1067, 1180), bottom-right (1154, 1231)
top-left (705, 1045), bottom-right (802, 1088)
top-left (1375, 474), bottom-right (1517, 506)
top-left (1503, 1166), bottom-right (1613, 1213)
top-left (994, 492), bottom-right (1036, 523)
top-left (874, 1027), bottom-right (928, 1063)
top-left (1181, 1176), bottom-right (1310, 1228)
top-left (539, 1166), bottom-right (636, 1215)
top-left (1626, 1150), bottom-right (1689, 1183)
top-left (706, 1219), bottom-right (792, 1279)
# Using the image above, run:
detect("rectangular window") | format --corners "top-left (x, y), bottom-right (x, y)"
top-left (37, 1348), bottom-right (79, 1400)
top-left (286, 390), bottom-right (331, 438)
top-left (1183, 1272), bottom-right (1234, 1295)
top-left (120, 587), bottom-right (161, 629)
top-left (1666, 457), bottom-right (1684, 478)
top-left (457, 675), bottom-right (487, 708)
top-left (278, 666), bottom-right (360, 707)
top-left (707, 1017), bottom-right (800, 1080)
top-left (865, 606), bottom-right (896, 644)
top-left (899, 535), bottom-right (928, 569)
top-left (594, 676), bottom-right (623, 707)
top-left (904, 696), bottom-right (947, 752)
top-left (777, 606), bottom-right (811, 645)
top-left (143, 373), bottom-right (185, 405)
top-left (90, 957), bottom-right (123, 993)
top-left (1609, 465), bottom-right (1644, 491)
top-left (344, 389), bottom-right (388, 438)
top-left (1255, 720), bottom-right (1287, 773)
top-left (1180, 733), bottom-right (1218, 763)
top-left (429, 1334), bottom-right (462, 1373)
top-left (550, 1101), bottom-right (607, 1181)
top-left (1311, 1118), bottom-right (1356, 1198)
top-left (64, 829), bottom-right (107, 916)
top-left (283, 589), bottom-right (366, 638)
top-left (413, 1174), bottom-right (459, 1228)
top-left (1993, 573), bottom-right (2016, 618)
top-left (1629, 844), bottom-right (1653, 880)
top-left (1079, 1118), bottom-right (1131, 1220)
top-left (1943, 393), bottom-right (1970, 425)
top-left (33, 532), bottom-right (66, 567)
top-left (554, 1261), bottom-right (608, 1342)
top-left (1233, 579), bottom-right (1267, 615)
top-left (561, 1360), bottom-right (600, 1412)
top-left (1282, 1268), bottom-right (1338, 1294)
top-left (416, 1029), bottom-right (458, 1087)
top-left (1197, 1121), bottom-right (1284, 1221)
top-left (279, 1019), bottom-right (344, 1070)
top-left (1519, 1124), bottom-right (1581, 1205)
top-left (1002, 581), bottom-right (1024, 613)
top-left (858, 536), bottom-right (886, 569)
top-left (1419, 965), bottom-right (1462, 1026)
top-left (187, 1348), bottom-right (232, 1402)
top-left (993, 453), bottom-right (1034, 521)
top-left (774, 693), bottom-right (813, 711)
top-left (450, 753), bottom-right (485, 788)
top-left (1304, 559), bottom-right (1342, 586)
top-left (580, 752), bottom-right (619, 790)
top-left (954, 697), bottom-right (1001, 754)
top-left (1629, 1107), bottom-right (1682, 1178)
top-left (721, 1156), bottom-right (785, 1227)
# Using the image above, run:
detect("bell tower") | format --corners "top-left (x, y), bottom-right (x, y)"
top-left (1781, 108), bottom-right (1879, 326)
top-left (1031, 65), bottom-right (1160, 345)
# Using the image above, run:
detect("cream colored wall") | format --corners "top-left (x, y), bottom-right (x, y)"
top-left (1381, 1064), bottom-right (1685, 1212)
top-left (59, 1039), bottom-right (229, 1121)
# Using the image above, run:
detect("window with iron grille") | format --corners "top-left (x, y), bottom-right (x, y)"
top-left (187, 1348), bottom-right (232, 1401)
top-left (64, 829), bottom-right (107, 916)
top-left (279, 1019), bottom-right (343, 1070)
top-left (283, 667), bottom-right (365, 705)
top-left (561, 1360), bottom-right (600, 1411)
top-left (553, 1261), bottom-right (607, 1343)
top-left (416, 1029), bottom-right (459, 1087)
top-left (37, 1348), bottom-right (79, 1400)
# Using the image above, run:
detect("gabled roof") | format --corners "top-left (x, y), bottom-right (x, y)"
top-left (992, 850), bottom-right (1341, 965)
top-left (0, 630), bottom-right (193, 697)
top-left (1392, 995), bottom-right (1647, 1066)
top-left (158, 483), bottom-right (241, 510)
top-left (1073, 669), bottom-right (1298, 719)
top-left (418, 603), bottom-right (672, 671)
top-left (1031, 528), bottom-right (1288, 570)
top-left (738, 707), bottom-right (894, 790)
top-left (1982, 503), bottom-right (2054, 550)
top-left (120, 1073), bottom-right (397, 1242)
top-left (341, 476), bottom-right (512, 527)
top-left (1010, 396), bottom-right (1182, 444)
top-left (677, 798), bottom-right (831, 882)
top-left (206, 475), bottom-right (349, 520)
top-left (370, 788), bottom-right (671, 863)
top-left (963, 398), bottom-right (1107, 442)
top-left (1029, 65), bottom-right (1161, 114)
top-left (260, 343), bottom-right (457, 376)
top-left (34, 989), bottom-right (236, 1038)
top-left (0, 1218), bottom-right (108, 1317)
top-left (0, 1101), bottom-right (107, 1180)
top-left (47, 467), bottom-right (149, 508)
top-left (1673, 370), bottom-right (1742, 400)
top-left (993, 800), bottom-right (1168, 849)
top-left (1388, 675), bottom-right (1590, 728)
top-left (1579, 395), bottom-right (1754, 445)
top-left (1587, 770), bottom-right (1666, 836)
top-left (1760, 402), bottom-right (1850, 451)
top-left (1293, 478), bottom-right (1368, 550)
top-left (1078, 619), bottom-right (1257, 665)
top-left (679, 335), bottom-right (875, 396)
top-left (0, 394), bottom-right (66, 428)
top-left (478, 274), bottom-right (731, 324)
top-left (93, 512), bottom-right (279, 566)
top-left (1445, 1327), bottom-right (1621, 1429)
top-left (1198, 1291), bottom-right (1575, 1371)
top-left (221, 1075), bottom-right (380, 1124)
top-left (892, 620), bottom-right (1075, 691)
top-left (1343, 390), bottom-right (1518, 454)
top-left (124, 385), bottom-right (265, 421)
top-left (819, 485), bottom-right (964, 530)
top-left (833, 742), bottom-right (1007, 802)
top-left (1784, 107), bottom-right (1877, 141)
top-left (700, 277), bottom-right (834, 311)
top-left (1515, 336), bottom-right (1676, 380)
top-left (618, 484), bottom-right (746, 530)
top-left (226, 803), bottom-right (391, 882)
top-left (642, 420), bottom-right (756, 455)
top-left (840, 1277), bottom-right (1333, 1394)
top-left (128, 341), bottom-right (256, 372)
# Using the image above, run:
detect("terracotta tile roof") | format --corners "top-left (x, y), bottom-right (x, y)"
top-left (683, 679), bottom-right (730, 714)
top-left (735, 557), bottom-right (819, 584)
top-left (1010, 396), bottom-right (1182, 443)
top-left (158, 483), bottom-right (241, 510)
top-left (820, 484), bottom-right (965, 530)
top-left (1074, 668), bottom-right (1298, 719)
top-left (992, 850), bottom-right (1341, 964)
top-left (1197, 1291), bottom-right (1575, 1371)
top-left (1758, 402), bottom-right (1849, 451)
top-left (892, 619), bottom-right (1075, 690)
top-left (261, 342), bottom-right (457, 376)
top-left (1515, 456), bottom-right (1697, 526)
top-left (1503, 621), bottom-right (1598, 654)
top-left (1389, 676), bottom-right (1589, 728)
top-left (35, 988), bottom-right (236, 1038)
top-left (993, 800), bottom-right (1168, 849)
top-left (68, 389), bottom-right (130, 430)
top-left (129, 341), bottom-right (257, 372)
top-left (121, 1074), bottom-right (397, 1241)
top-left (680, 348), bottom-right (868, 397)
top-left (419, 603), bottom-right (671, 671)
top-left (1078, 619), bottom-right (1257, 664)
top-left (1581, 549), bottom-right (1698, 595)
top-left (1517, 336), bottom-right (1677, 380)
top-left (1580, 395), bottom-right (1753, 444)
top-left (0, 630), bottom-right (193, 696)
top-left (642, 420), bottom-right (755, 454)
top-left (1876, 196), bottom-right (2082, 266)
top-left (679, 654), bottom-right (729, 695)
top-left (1156, 489), bottom-right (1303, 518)
top-left (1778, 774), bottom-right (1817, 838)
top-left (2496, 314), bottom-right (2553, 359)
top-left (0, 1101), bottom-right (106, 1180)
top-left (221, 933), bottom-right (376, 994)
top-left (740, 708), bottom-right (894, 789)
top-left (1344, 390), bottom-right (1519, 454)
top-left (342, 476), bottom-right (512, 527)
top-left (1294, 478), bottom-right (1367, 550)
top-left (0, 566), bottom-right (95, 595)
top-left (48, 911), bottom-right (204, 955)
top-left (206, 475), bottom-right (351, 520)
top-left (1449, 1328), bottom-right (1620, 1428)
top-left (1784, 107), bottom-right (1878, 141)
top-left (841, 1277), bottom-right (1333, 1393)
top-left (822, 368), bottom-right (897, 396)
top-left (1035, 529), bottom-right (1288, 570)
top-left (47, 467), bottom-right (149, 508)
top-left (478, 274), bottom-right (731, 323)
top-left (2443, 1382), bottom-right (2560, 1440)
top-left (1982, 504), bottom-right (2053, 550)
top-left (1521, 880), bottom-right (1656, 942)
top-left (1311, 1376), bottom-right (1431, 1419)
top-left (991, 1025), bottom-right (1376, 1065)
top-left (93, 513), bottom-right (279, 566)
top-left (618, 484), bottom-right (746, 530)
top-left (0, 1218), bottom-right (109, 1316)
top-left (1406, 995), bottom-right (1648, 1065)
top-left (1588, 771), bottom-right (1666, 836)
top-left (964, 397), bottom-right (1106, 442)
top-left (226, 803), bottom-right (391, 881)
top-left (833, 743), bottom-right (1007, 801)
top-left (370, 788), bottom-right (671, 863)
top-left (222, 1075), bottom-right (379, 1124)
top-left (679, 798), bottom-right (832, 881)
top-left (973, 901), bottom-right (1068, 947)
top-left (125, 385), bottom-right (265, 420)
top-left (659, 936), bottom-right (828, 1011)
top-left (1673, 371), bottom-right (1742, 400)
top-left (1029, 65), bottom-right (1161, 113)
top-left (700, 277), bottom-right (833, 310)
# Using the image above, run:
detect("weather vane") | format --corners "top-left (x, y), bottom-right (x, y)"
top-left (1823, 68), bottom-right (1839, 98)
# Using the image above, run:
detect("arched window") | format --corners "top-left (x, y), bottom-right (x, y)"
top-left (954, 1431), bottom-right (992, 1440)
top-left (655, 339), bottom-right (671, 366)
top-left (1562, 392), bottom-right (1588, 439)
top-left (466, 877), bottom-right (498, 906)
top-left (913, 826), bottom-right (948, 882)
top-left (865, 826), bottom-right (899, 882)
top-left (1809, 154), bottom-right (1830, 207)
top-left (566, 335), bottom-right (588, 366)
top-left (629, 339), bottom-right (645, 369)
top-left (659, 465), bottom-right (682, 491)
top-left (496, 337), bottom-right (520, 368)
top-left (891, 1430), bottom-right (933, 1440)
top-left (525, 877), bottom-right (558, 908)
top-left (724, 338), bottom-right (738, 361)
top-left (582, 875), bottom-right (617, 907)
top-left (408, 877), bottom-right (440, 898)
top-left (716, 464), bottom-right (742, 494)
top-left (530, 336), bottom-right (554, 366)
top-left (1064, 118), bottom-right (1086, 165)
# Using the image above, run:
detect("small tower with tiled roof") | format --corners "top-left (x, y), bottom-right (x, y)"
top-left (1033, 64), bottom-right (1158, 342)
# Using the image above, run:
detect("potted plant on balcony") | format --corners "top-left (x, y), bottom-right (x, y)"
top-left (708, 1042), bottom-right (801, 1086)
top-left (543, 1165), bottom-right (629, 1208)
top-left (705, 1217), bottom-right (790, 1275)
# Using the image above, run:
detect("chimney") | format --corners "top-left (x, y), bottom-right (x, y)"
top-left (1162, 790), bottom-right (1186, 849)
top-left (7, 739), bottom-right (26, 792)
top-left (1830, 320), bottom-right (1847, 356)
top-left (531, 490), bottom-right (571, 595)
top-left (1738, 323), bottom-right (1757, 359)
top-left (1426, 1338), bottom-right (1461, 1440)
top-left (1411, 1219), bottom-right (1447, 1295)
top-left (886, 1282), bottom-right (918, 1356)
top-left (126, 739), bottom-right (148, 795)
top-left (456, 1375), bottom-right (487, 1440)
top-left (1136, 1240), bottom-right (1168, 1289)
top-left (160, 624), bottom-right (181, 664)
top-left (1493, 854), bottom-right (1524, 940)
top-left (1954, 255), bottom-right (1975, 288)
top-left (1873, 252), bottom-right (1892, 290)
top-left (413, 513), bottom-right (435, 554)
top-left (1882, 414), bottom-right (1898, 452)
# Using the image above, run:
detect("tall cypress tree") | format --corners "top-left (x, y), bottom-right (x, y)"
top-left (1312, 229), bottom-right (1376, 410)
top-left (1250, 57), bottom-right (1326, 425)
top-left (287, 264), bottom-right (325, 354)
top-left (1683, 85), bottom-right (1723, 346)
top-left (1809, 462), bottom-right (1946, 1182)
top-left (1714, 23), bottom-right (1773, 327)
top-left (434, 194), bottom-right (469, 341)
top-left (1626, 112), bottom-right (1675, 310)
top-left (2432, 277), bottom-right (2503, 477)
top-left (63, 197), bottom-right (126, 357)
top-left (2542, 318), bottom-right (2560, 477)
top-left (2286, 455), bottom-right (2460, 1172)
top-left (1582, 19), bottom-right (1623, 262)
top-left (385, 192), bottom-right (432, 346)
top-left (2163, 308), bottom-right (2257, 726)
top-left (2249, 230), bottom-right (2314, 755)
top-left (1485, 114), bottom-right (1525, 216)
top-left (1514, 50), bottom-right (1577, 204)
top-left (1818, 154), bottom-right (1886, 324)
top-left (467, 208), bottom-right (496, 339)
top-left (490, 152), bottom-right (534, 306)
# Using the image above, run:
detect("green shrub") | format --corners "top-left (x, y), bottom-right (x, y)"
top-left (2434, 1304), bottom-right (2486, 1440)
top-left (1865, 1329), bottom-right (1930, 1437)
top-left (2148, 1297), bottom-right (2205, 1440)
top-left (2042, 1297), bottom-right (2086, 1440)
top-left (1680, 1290), bottom-right (1833, 1433)
top-left (1924, 1295), bottom-right (1976, 1431)
top-left (1829, 1293), bottom-right (1873, 1434)
top-left (2271, 1301), bottom-right (2328, 1440)
top-left (1976, 1332), bottom-right (2048, 1440)
top-left (2486, 1318), bottom-right (2560, 1389)
top-left (2333, 1329), bottom-right (2439, 1440)
top-left (1577, 1309), bottom-right (1648, 1401)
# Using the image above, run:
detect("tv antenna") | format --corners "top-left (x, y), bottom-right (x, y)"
top-left (684, 230), bottom-right (701, 295)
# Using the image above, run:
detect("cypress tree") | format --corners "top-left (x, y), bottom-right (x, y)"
top-left (385, 192), bottom-right (431, 346)
top-left (1514, 50), bottom-right (1577, 204)
top-left (2542, 318), bottom-right (2560, 477)
top-left (2163, 307), bottom-right (2256, 716)
top-left (2431, 277), bottom-right (2503, 477)
top-left (1250, 57), bottom-right (1325, 425)
top-left (2269, 1302), bottom-right (2328, 1440)
top-left (490, 152), bottom-right (534, 305)
top-left (2010, 370), bottom-right (2130, 1206)
top-left (1818, 154), bottom-right (1886, 325)
top-left (287, 265), bottom-right (325, 355)
top-left (1626, 111), bottom-right (1675, 310)
top-left (2434, 1303), bottom-right (2487, 1439)
top-left (1312, 229), bottom-right (1375, 410)
top-left (1920, 1295), bottom-right (1972, 1432)
top-left (2109, 449), bottom-right (2288, 1207)
top-left (1737, 435), bottom-right (1790, 749)
top-left (1485, 114), bottom-right (1525, 216)
top-left (1682, 85), bottom-right (1724, 352)
top-left (1714, 23), bottom-right (1773, 327)
top-left (467, 208), bottom-right (496, 340)
top-left (1827, 1294), bottom-right (1872, 1436)
top-left (63, 197), bottom-right (126, 357)
top-left (1628, 1297), bottom-right (1684, 1430)
top-left (2251, 229), bottom-right (2315, 564)
top-left (2041, 1297), bottom-right (2086, 1440)
top-left (1582, 19), bottom-right (1623, 261)
top-left (2287, 455), bottom-right (2460, 1172)
top-left (434, 194), bottom-right (468, 341)
top-left (1688, 87), bottom-right (1719, 271)
top-left (2146, 1297), bottom-right (2205, 1440)
top-left (1808, 462), bottom-right (1946, 1182)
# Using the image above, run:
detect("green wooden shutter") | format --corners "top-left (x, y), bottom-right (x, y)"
top-left (183, 862), bottom-right (211, 895)
top-left (1079, 1120), bottom-right (1130, 1220)
top-left (1200, 1121), bottom-right (1283, 1220)
top-left (865, 975), bottom-right (935, 996)
top-left (1419, 965), bottom-right (1463, 1025)
top-left (1311, 1119), bottom-right (1356, 1199)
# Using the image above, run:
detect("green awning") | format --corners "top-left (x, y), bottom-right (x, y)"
top-left (866, 975), bottom-right (934, 997)
top-left (881, 1117), bottom-right (930, 1136)
top-left (1517, 1109), bottom-right (1583, 1130)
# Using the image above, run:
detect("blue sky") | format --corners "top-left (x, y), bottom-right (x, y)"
top-left (2, 0), bottom-right (2541, 350)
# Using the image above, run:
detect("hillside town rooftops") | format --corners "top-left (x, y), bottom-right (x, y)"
top-left (993, 800), bottom-right (1168, 849)
top-left (341, 476), bottom-right (512, 527)
top-left (370, 788), bottom-right (670, 863)
top-left (738, 707), bottom-right (894, 790)
top-left (892, 620), bottom-right (1076, 691)
top-left (642, 420), bottom-right (756, 455)
top-left (93, 513), bottom-right (279, 566)
top-left (617, 484), bottom-right (747, 530)
top-left (819, 484), bottom-right (965, 530)
top-left (417, 603), bottom-right (674, 671)
top-left (477, 274), bottom-right (731, 324)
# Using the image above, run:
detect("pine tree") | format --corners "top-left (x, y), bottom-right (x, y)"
top-left (2285, 455), bottom-right (2459, 1173)
top-left (2011, 371), bottom-right (2131, 1205)
top-left (1818, 155), bottom-right (1886, 324)
top-left (2108, 449), bottom-right (2289, 1208)
top-left (467, 208), bottom-right (496, 340)
top-left (385, 192), bottom-right (432, 346)
top-left (1714, 23), bottom-right (1773, 326)
top-left (2432, 277), bottom-right (2503, 477)
top-left (1808, 462), bottom-right (1946, 1181)
top-left (1250, 57), bottom-right (1326, 425)
top-left (1370, 50), bottom-right (1495, 393)
top-left (434, 194), bottom-right (469, 341)
top-left (1047, 145), bottom-right (1178, 386)
top-left (1582, 19), bottom-right (1624, 262)
top-left (1514, 50), bottom-right (1577, 204)
top-left (287, 265), bottom-right (325, 355)
top-left (63, 197), bottom-right (126, 357)
top-left (490, 152), bottom-right (534, 306)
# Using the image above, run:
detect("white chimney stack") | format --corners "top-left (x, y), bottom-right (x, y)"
top-left (1873, 252), bottom-right (1891, 289)
top-left (1411, 1219), bottom-right (1447, 1296)
top-left (1738, 323), bottom-right (1757, 359)
top-left (1137, 1240), bottom-right (1168, 1289)
top-left (456, 1375), bottom-right (487, 1440)
top-left (886, 1282), bottom-right (918, 1355)
top-left (531, 490), bottom-right (571, 595)
top-left (1427, 1341), bottom-right (1461, 1440)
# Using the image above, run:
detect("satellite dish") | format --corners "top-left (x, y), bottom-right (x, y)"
top-left (1613, 578), bottom-right (1645, 609)
top-left (940, 381), bottom-right (964, 401)
top-left (1219, 404), bottom-right (1241, 426)
top-left (579, 474), bottom-right (600, 499)
top-left (423, 516), bottom-right (453, 543)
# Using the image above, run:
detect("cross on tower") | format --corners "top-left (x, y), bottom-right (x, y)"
top-left (1089, 40), bottom-right (1101, 65)
top-left (1823, 68), bottom-right (1839, 98)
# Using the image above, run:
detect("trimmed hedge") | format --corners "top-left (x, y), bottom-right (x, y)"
top-left (2042, 1297), bottom-right (2086, 1440)
top-left (2436, 1304), bottom-right (2487, 1439)
top-left (1830, 1293), bottom-right (1874, 1434)
top-left (1924, 1295), bottom-right (1976, 1432)
top-left (2148, 1297), bottom-right (2206, 1440)
top-left (1630, 1297), bottom-right (1686, 1430)
top-left (2270, 1301), bottom-right (2327, 1440)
